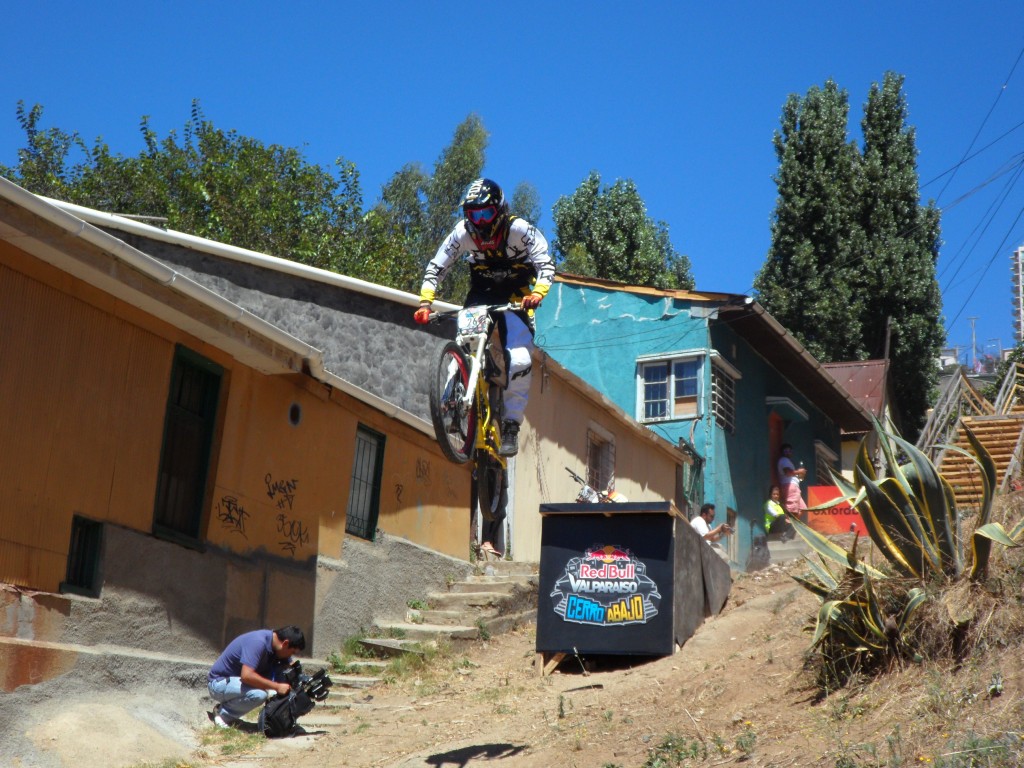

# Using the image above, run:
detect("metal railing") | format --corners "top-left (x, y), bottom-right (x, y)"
top-left (994, 362), bottom-right (1024, 414)
top-left (916, 369), bottom-right (993, 460)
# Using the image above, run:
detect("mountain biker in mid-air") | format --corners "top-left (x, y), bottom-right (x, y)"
top-left (414, 178), bottom-right (554, 457)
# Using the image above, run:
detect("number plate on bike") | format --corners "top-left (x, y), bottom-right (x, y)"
top-left (457, 307), bottom-right (491, 336)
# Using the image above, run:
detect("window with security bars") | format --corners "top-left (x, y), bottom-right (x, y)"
top-left (814, 440), bottom-right (839, 485)
top-left (154, 346), bottom-right (223, 542)
top-left (711, 362), bottom-right (737, 433)
top-left (346, 426), bottom-right (385, 540)
top-left (587, 429), bottom-right (616, 494)
top-left (61, 515), bottom-right (103, 597)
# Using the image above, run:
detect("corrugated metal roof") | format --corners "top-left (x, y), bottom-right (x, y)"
top-left (822, 360), bottom-right (889, 419)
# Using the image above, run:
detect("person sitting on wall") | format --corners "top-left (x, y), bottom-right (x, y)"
top-left (207, 625), bottom-right (305, 728)
top-left (690, 503), bottom-right (732, 559)
top-left (764, 484), bottom-right (795, 541)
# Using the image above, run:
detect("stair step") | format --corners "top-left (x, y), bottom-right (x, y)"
top-left (448, 580), bottom-right (518, 595)
top-left (414, 607), bottom-right (500, 625)
top-left (372, 620), bottom-right (480, 641)
top-left (356, 637), bottom-right (435, 658)
top-left (329, 674), bottom-right (383, 689)
top-left (427, 591), bottom-right (518, 609)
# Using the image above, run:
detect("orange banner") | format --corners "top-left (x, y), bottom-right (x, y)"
top-left (806, 486), bottom-right (867, 536)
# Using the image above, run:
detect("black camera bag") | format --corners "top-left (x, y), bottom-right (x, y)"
top-left (258, 690), bottom-right (315, 738)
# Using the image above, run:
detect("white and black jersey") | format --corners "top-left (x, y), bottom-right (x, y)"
top-left (419, 216), bottom-right (554, 306)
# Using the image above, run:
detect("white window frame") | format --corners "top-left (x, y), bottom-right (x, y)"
top-left (636, 350), bottom-right (705, 423)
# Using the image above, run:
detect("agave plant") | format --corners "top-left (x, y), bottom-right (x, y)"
top-left (791, 421), bottom-right (1024, 687)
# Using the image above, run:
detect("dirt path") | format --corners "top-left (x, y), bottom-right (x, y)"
top-left (213, 562), bottom-right (838, 768)
top-left (22, 558), bottom-right (1024, 767)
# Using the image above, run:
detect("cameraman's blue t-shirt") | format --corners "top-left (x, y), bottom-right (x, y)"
top-left (208, 629), bottom-right (277, 682)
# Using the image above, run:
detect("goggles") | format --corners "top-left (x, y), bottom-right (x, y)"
top-left (466, 205), bottom-right (498, 225)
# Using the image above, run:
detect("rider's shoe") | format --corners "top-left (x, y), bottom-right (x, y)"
top-left (499, 420), bottom-right (520, 457)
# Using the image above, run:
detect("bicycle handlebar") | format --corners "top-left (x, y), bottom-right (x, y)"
top-left (428, 302), bottom-right (522, 323)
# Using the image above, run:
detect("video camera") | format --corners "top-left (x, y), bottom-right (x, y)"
top-left (281, 660), bottom-right (333, 702)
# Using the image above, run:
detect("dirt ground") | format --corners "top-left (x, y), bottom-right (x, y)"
top-left (193, 558), bottom-right (1024, 768)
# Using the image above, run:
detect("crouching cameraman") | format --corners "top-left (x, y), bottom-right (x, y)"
top-left (207, 625), bottom-right (305, 728)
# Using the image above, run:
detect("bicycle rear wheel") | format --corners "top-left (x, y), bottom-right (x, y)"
top-left (429, 342), bottom-right (476, 464)
top-left (476, 453), bottom-right (508, 522)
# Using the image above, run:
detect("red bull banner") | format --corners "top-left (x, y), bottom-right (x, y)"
top-left (806, 486), bottom-right (867, 536)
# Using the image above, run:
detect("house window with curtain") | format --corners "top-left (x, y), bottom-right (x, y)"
top-left (639, 356), bottom-right (701, 422)
top-left (346, 426), bottom-right (385, 540)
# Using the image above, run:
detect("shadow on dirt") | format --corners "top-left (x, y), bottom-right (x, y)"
top-left (425, 742), bottom-right (527, 766)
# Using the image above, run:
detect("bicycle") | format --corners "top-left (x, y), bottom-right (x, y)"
top-left (564, 466), bottom-right (629, 504)
top-left (427, 303), bottom-right (519, 523)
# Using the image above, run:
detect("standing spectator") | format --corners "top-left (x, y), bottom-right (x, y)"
top-left (777, 443), bottom-right (807, 520)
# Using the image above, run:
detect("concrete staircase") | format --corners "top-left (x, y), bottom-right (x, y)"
top-left (304, 559), bottom-right (540, 699)
top-left (938, 415), bottom-right (1024, 510)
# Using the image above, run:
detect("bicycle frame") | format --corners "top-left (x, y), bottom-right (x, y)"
top-left (438, 303), bottom-right (518, 467)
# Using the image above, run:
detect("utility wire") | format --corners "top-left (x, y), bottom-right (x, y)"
top-left (933, 45), bottom-right (1024, 206)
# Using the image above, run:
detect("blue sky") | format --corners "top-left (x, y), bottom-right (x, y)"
top-left (4, 2), bottom-right (1024, 361)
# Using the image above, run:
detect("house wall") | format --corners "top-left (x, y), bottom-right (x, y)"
top-left (511, 356), bottom-right (682, 562)
top-left (0, 237), bottom-right (472, 655)
top-left (706, 322), bottom-right (839, 565)
top-left (538, 281), bottom-right (842, 569)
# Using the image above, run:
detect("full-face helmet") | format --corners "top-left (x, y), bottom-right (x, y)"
top-left (462, 178), bottom-right (508, 242)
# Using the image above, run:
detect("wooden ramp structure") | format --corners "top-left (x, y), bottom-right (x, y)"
top-left (917, 363), bottom-right (1024, 511)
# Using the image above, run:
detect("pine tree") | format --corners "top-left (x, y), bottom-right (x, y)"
top-left (756, 75), bottom-right (944, 440)
top-left (754, 80), bottom-right (865, 362)
top-left (858, 72), bottom-right (942, 437)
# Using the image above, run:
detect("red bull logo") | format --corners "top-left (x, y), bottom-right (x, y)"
top-left (550, 543), bottom-right (661, 627)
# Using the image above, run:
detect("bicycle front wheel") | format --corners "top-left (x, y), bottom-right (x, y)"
top-left (429, 342), bottom-right (476, 464)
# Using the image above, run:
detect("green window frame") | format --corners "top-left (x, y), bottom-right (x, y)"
top-left (346, 425), bottom-right (386, 540)
top-left (153, 345), bottom-right (223, 544)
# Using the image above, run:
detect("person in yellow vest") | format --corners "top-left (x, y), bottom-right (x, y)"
top-left (764, 484), bottom-right (794, 541)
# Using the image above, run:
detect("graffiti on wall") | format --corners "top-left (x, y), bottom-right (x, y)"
top-left (265, 474), bottom-right (298, 511)
top-left (216, 496), bottom-right (249, 538)
top-left (263, 473), bottom-right (308, 554)
top-left (276, 513), bottom-right (310, 555)
top-left (415, 458), bottom-right (431, 486)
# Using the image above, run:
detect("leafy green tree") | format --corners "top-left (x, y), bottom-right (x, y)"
top-left (857, 72), bottom-right (943, 437)
top-left (551, 171), bottom-right (694, 289)
top-left (754, 80), bottom-right (865, 362)
top-left (354, 114), bottom-right (487, 299)
top-left (0, 102), bottom-right (87, 200)
top-left (2, 101), bottom-right (365, 272)
top-left (510, 181), bottom-right (541, 225)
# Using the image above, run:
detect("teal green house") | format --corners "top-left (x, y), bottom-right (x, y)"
top-left (536, 274), bottom-right (872, 570)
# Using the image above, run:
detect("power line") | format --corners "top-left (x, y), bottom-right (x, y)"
top-left (932, 44), bottom-right (1024, 206)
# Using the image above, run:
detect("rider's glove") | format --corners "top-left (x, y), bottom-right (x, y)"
top-left (413, 305), bottom-right (432, 325)
top-left (521, 293), bottom-right (543, 310)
